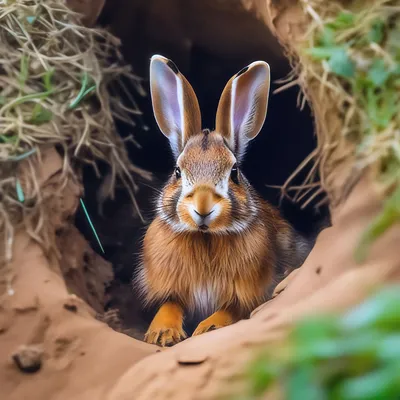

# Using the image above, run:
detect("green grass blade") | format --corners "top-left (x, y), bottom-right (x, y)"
top-left (79, 198), bottom-right (105, 254)
top-left (69, 72), bottom-right (96, 109)
top-left (16, 179), bottom-right (25, 202)
top-left (8, 147), bottom-right (37, 161)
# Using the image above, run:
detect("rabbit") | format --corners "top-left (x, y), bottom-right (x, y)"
top-left (135, 55), bottom-right (312, 347)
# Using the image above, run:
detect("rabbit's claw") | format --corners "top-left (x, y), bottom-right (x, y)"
top-left (144, 326), bottom-right (186, 347)
top-left (192, 310), bottom-right (234, 336)
top-left (144, 302), bottom-right (186, 347)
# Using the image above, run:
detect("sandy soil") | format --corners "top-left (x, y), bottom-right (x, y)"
top-left (0, 149), bottom-right (156, 400)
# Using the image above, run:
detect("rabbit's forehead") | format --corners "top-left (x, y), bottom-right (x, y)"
top-left (178, 133), bottom-right (235, 180)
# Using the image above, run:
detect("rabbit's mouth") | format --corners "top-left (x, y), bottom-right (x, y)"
top-left (176, 198), bottom-right (231, 233)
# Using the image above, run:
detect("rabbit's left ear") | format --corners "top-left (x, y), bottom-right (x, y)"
top-left (215, 61), bottom-right (270, 161)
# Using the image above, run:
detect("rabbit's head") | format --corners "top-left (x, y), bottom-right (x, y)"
top-left (150, 55), bottom-right (270, 234)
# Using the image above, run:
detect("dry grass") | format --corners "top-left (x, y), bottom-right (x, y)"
top-left (0, 1), bottom-right (151, 281)
top-left (281, 0), bottom-right (400, 203)
top-left (302, 1), bottom-right (398, 192)
top-left (276, 0), bottom-right (400, 259)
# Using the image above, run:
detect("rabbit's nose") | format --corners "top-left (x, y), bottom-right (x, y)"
top-left (192, 187), bottom-right (215, 217)
top-left (194, 210), bottom-right (213, 219)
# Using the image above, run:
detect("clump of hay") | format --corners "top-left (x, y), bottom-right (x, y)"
top-left (0, 1), bottom-right (150, 282)
top-left (281, 0), bottom-right (400, 260)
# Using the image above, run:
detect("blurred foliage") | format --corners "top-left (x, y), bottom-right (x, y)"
top-left (238, 285), bottom-right (400, 400)
top-left (301, 4), bottom-right (400, 262)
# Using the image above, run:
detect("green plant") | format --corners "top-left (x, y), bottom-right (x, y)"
top-left (298, 2), bottom-right (400, 261)
top-left (240, 285), bottom-right (400, 400)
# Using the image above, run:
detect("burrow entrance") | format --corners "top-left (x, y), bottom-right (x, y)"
top-left (74, 1), bottom-right (330, 340)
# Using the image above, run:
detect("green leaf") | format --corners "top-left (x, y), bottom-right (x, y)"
top-left (287, 365), bottom-right (324, 400)
top-left (306, 46), bottom-right (344, 60)
top-left (327, 11), bottom-right (355, 30)
top-left (296, 333), bottom-right (381, 362)
top-left (363, 85), bottom-right (397, 130)
top-left (295, 339), bottom-right (343, 361)
top-left (392, 63), bottom-right (400, 76)
top-left (0, 134), bottom-right (17, 144)
top-left (335, 363), bottom-right (400, 400)
top-left (364, 84), bottom-right (398, 130)
top-left (30, 104), bottom-right (53, 124)
top-left (291, 316), bottom-right (338, 343)
top-left (377, 89), bottom-right (398, 128)
top-left (340, 286), bottom-right (400, 330)
top-left (249, 356), bottom-right (281, 396)
top-left (42, 68), bottom-right (54, 92)
top-left (352, 74), bottom-right (369, 97)
top-left (368, 59), bottom-right (389, 87)
top-left (0, 95), bottom-right (6, 105)
top-left (318, 27), bottom-right (335, 47)
top-left (328, 48), bottom-right (355, 78)
top-left (378, 335), bottom-right (400, 362)
top-left (368, 19), bottom-right (385, 44)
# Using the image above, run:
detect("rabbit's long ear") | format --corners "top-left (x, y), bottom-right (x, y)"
top-left (150, 55), bottom-right (201, 158)
top-left (215, 61), bottom-right (270, 161)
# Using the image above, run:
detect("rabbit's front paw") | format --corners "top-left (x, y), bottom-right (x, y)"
top-left (144, 302), bottom-right (186, 347)
top-left (192, 310), bottom-right (234, 336)
top-left (144, 326), bottom-right (186, 347)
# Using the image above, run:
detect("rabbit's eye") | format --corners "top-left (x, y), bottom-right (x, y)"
top-left (230, 164), bottom-right (239, 184)
top-left (174, 166), bottom-right (181, 180)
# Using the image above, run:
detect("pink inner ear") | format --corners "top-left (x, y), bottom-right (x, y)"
top-left (154, 61), bottom-right (181, 135)
top-left (231, 65), bottom-right (268, 140)
top-left (232, 81), bottom-right (260, 141)
top-left (232, 90), bottom-right (250, 136)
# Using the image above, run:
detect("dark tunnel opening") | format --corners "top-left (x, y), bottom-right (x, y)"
top-left (74, 1), bottom-right (331, 339)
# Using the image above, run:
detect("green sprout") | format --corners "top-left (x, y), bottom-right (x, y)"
top-left (69, 72), bottom-right (97, 109)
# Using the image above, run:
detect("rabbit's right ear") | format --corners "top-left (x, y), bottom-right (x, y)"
top-left (150, 55), bottom-right (202, 158)
top-left (215, 61), bottom-right (270, 162)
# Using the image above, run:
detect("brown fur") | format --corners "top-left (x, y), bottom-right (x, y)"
top-left (139, 188), bottom-right (294, 346)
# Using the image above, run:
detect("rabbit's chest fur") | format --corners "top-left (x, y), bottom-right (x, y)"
top-left (139, 216), bottom-right (280, 315)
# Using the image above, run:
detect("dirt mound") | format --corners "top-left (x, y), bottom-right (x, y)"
top-left (105, 172), bottom-right (400, 400)
top-left (0, 149), bottom-right (156, 400)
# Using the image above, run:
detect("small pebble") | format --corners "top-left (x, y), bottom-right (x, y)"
top-left (12, 344), bottom-right (43, 374)
top-left (63, 303), bottom-right (78, 313)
